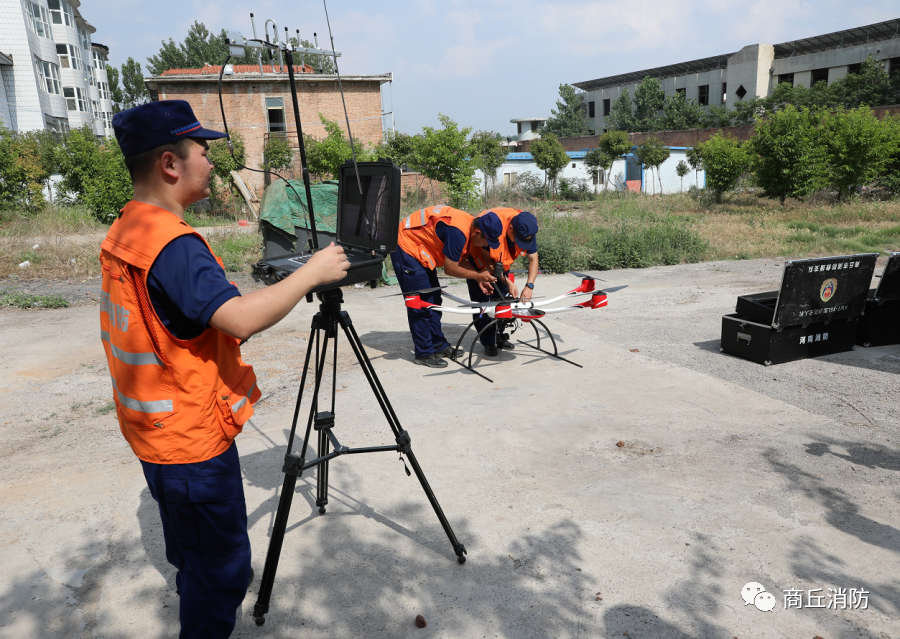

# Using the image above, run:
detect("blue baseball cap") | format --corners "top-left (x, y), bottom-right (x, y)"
top-left (511, 211), bottom-right (538, 252)
top-left (477, 211), bottom-right (502, 249)
top-left (113, 100), bottom-right (227, 158)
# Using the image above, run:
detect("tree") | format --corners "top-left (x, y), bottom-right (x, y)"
top-left (381, 130), bottom-right (420, 170)
top-left (0, 124), bottom-right (55, 211)
top-left (120, 57), bottom-right (150, 109)
top-left (530, 132), bottom-right (569, 195)
top-left (822, 106), bottom-right (896, 200)
top-left (543, 84), bottom-right (591, 138)
top-left (606, 89), bottom-right (635, 133)
top-left (56, 125), bottom-right (103, 201)
top-left (748, 105), bottom-right (830, 204)
top-left (305, 115), bottom-right (377, 180)
top-left (686, 146), bottom-right (703, 188)
top-left (702, 105), bottom-right (733, 130)
top-left (676, 160), bottom-right (689, 192)
top-left (106, 64), bottom-right (124, 113)
top-left (417, 114), bottom-right (479, 207)
top-left (827, 55), bottom-right (900, 110)
top-left (81, 138), bottom-right (132, 223)
top-left (584, 148), bottom-right (612, 193)
top-left (660, 92), bottom-right (705, 131)
top-left (635, 136), bottom-right (670, 193)
top-left (146, 21), bottom-right (256, 75)
top-left (696, 133), bottom-right (749, 202)
top-left (632, 77), bottom-right (665, 132)
top-left (587, 130), bottom-right (631, 192)
top-left (262, 136), bottom-right (293, 172)
top-left (469, 130), bottom-right (507, 198)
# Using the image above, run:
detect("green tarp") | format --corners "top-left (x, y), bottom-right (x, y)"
top-left (259, 179), bottom-right (339, 237)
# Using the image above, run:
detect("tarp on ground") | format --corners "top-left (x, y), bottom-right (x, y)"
top-left (259, 179), bottom-right (338, 237)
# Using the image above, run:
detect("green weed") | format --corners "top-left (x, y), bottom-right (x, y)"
top-left (95, 401), bottom-right (115, 415)
top-left (0, 289), bottom-right (69, 309)
top-left (206, 231), bottom-right (263, 273)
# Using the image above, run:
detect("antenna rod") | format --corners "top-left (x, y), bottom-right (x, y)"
top-left (284, 44), bottom-right (320, 251)
top-left (250, 13), bottom-right (263, 77)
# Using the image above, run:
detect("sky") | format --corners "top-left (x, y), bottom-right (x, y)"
top-left (85, 0), bottom-right (899, 137)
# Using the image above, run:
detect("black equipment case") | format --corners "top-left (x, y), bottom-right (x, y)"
top-left (721, 254), bottom-right (878, 366)
top-left (856, 253), bottom-right (900, 347)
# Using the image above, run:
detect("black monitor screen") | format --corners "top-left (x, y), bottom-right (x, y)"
top-left (337, 162), bottom-right (400, 253)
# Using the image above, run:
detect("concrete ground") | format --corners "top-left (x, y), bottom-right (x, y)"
top-left (0, 258), bottom-right (897, 638)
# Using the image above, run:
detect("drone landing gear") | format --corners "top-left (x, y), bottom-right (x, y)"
top-left (449, 316), bottom-right (582, 384)
top-left (252, 288), bottom-right (466, 628)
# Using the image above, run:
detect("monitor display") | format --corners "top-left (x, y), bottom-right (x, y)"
top-left (337, 161), bottom-right (400, 254)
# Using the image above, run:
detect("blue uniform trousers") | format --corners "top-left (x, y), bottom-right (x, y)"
top-left (466, 269), bottom-right (511, 347)
top-left (141, 442), bottom-right (251, 639)
top-left (390, 248), bottom-right (451, 359)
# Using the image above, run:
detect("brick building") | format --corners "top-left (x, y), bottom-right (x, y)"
top-left (144, 64), bottom-right (391, 191)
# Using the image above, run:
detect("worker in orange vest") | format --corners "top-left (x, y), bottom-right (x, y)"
top-left (101, 100), bottom-right (349, 638)
top-left (464, 208), bottom-right (539, 356)
top-left (391, 205), bottom-right (502, 368)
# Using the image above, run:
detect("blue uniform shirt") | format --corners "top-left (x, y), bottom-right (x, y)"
top-left (147, 235), bottom-right (241, 340)
top-left (435, 221), bottom-right (467, 262)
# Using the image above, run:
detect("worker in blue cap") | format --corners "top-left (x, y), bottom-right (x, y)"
top-left (463, 208), bottom-right (540, 356)
top-left (393, 205), bottom-right (503, 368)
top-left (100, 100), bottom-right (349, 638)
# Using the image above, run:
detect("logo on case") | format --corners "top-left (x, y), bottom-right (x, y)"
top-left (820, 278), bottom-right (837, 303)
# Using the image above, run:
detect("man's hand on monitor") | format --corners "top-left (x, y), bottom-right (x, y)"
top-left (307, 243), bottom-right (350, 286)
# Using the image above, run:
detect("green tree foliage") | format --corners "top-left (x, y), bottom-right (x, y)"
top-left (822, 106), bottom-right (897, 200)
top-left (696, 133), bottom-right (749, 201)
top-left (635, 136), bottom-right (670, 193)
top-left (606, 89), bottom-right (635, 132)
top-left (878, 116), bottom-right (900, 195)
top-left (56, 125), bottom-right (103, 201)
top-left (632, 77), bottom-right (665, 132)
top-left (207, 131), bottom-right (246, 181)
top-left (584, 130), bottom-right (631, 192)
top-left (121, 57), bottom-right (150, 109)
top-left (660, 92), bottom-right (705, 131)
top-left (381, 130), bottom-right (420, 170)
top-left (583, 148), bottom-right (613, 192)
top-left (417, 114), bottom-right (479, 207)
top-left (542, 84), bottom-right (591, 138)
top-left (305, 115), bottom-right (377, 180)
top-left (262, 136), bottom-right (294, 172)
top-left (469, 130), bottom-right (507, 196)
top-left (675, 159), bottom-right (690, 191)
top-left (0, 124), bottom-right (55, 211)
top-left (146, 21), bottom-right (256, 75)
top-left (685, 146), bottom-right (703, 188)
top-left (106, 64), bottom-right (124, 113)
top-left (81, 138), bottom-right (132, 223)
top-left (748, 105), bottom-right (829, 204)
top-left (530, 132), bottom-right (569, 194)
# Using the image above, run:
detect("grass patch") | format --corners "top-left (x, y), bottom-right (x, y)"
top-left (0, 289), bottom-right (68, 309)
top-left (184, 209), bottom-right (242, 228)
top-left (95, 401), bottom-right (115, 415)
top-left (205, 229), bottom-right (263, 272)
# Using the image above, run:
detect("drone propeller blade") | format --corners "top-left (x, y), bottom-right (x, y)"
top-left (570, 271), bottom-right (607, 282)
top-left (599, 285), bottom-right (628, 294)
top-left (380, 285), bottom-right (446, 298)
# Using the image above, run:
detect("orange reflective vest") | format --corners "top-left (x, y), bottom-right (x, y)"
top-left (99, 201), bottom-right (261, 464)
top-left (466, 208), bottom-right (526, 272)
top-left (396, 205), bottom-right (473, 270)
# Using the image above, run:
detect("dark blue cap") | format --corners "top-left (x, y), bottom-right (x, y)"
top-left (477, 211), bottom-right (502, 249)
top-left (511, 211), bottom-right (538, 252)
top-left (113, 100), bottom-right (227, 158)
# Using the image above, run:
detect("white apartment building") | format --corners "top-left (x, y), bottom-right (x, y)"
top-left (0, 0), bottom-right (113, 137)
top-left (575, 18), bottom-right (900, 134)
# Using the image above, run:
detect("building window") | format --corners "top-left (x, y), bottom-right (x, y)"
top-left (63, 86), bottom-right (86, 111)
top-left (102, 112), bottom-right (113, 129)
top-left (588, 101), bottom-right (595, 118)
top-left (265, 97), bottom-right (286, 134)
top-left (675, 87), bottom-right (686, 97)
top-left (98, 81), bottom-right (110, 100)
top-left (531, 120), bottom-right (540, 132)
top-left (603, 98), bottom-right (611, 116)
top-left (85, 65), bottom-right (95, 86)
top-left (811, 68), bottom-right (829, 85)
top-left (92, 50), bottom-right (107, 70)
top-left (735, 84), bottom-right (747, 100)
top-left (79, 27), bottom-right (90, 50)
top-left (889, 58), bottom-right (900, 78)
top-left (35, 59), bottom-right (61, 95)
top-left (592, 169), bottom-right (605, 185)
top-left (56, 43), bottom-right (81, 70)
top-left (28, 2), bottom-right (53, 39)
top-left (48, 0), bottom-right (74, 27)
top-left (721, 82), bottom-right (727, 103)
top-left (778, 73), bottom-right (794, 86)
top-left (698, 85), bottom-right (709, 106)
top-left (847, 63), bottom-right (862, 75)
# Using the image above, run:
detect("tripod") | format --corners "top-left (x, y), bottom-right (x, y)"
top-left (252, 288), bottom-right (467, 627)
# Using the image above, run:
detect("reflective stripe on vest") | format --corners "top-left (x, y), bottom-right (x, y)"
top-left (231, 381), bottom-right (257, 413)
top-left (111, 377), bottom-right (173, 414)
top-left (101, 330), bottom-right (164, 366)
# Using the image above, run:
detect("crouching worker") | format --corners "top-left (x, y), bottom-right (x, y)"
top-left (100, 100), bottom-right (349, 638)
top-left (464, 209), bottom-right (539, 356)
top-left (391, 205), bottom-right (503, 368)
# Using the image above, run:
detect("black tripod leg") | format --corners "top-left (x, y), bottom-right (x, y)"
top-left (253, 472), bottom-right (298, 626)
top-left (341, 317), bottom-right (467, 564)
top-left (316, 425), bottom-right (330, 514)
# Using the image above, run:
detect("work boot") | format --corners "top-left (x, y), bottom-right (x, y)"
top-left (484, 345), bottom-right (499, 357)
top-left (437, 345), bottom-right (463, 359)
top-left (414, 354), bottom-right (448, 368)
